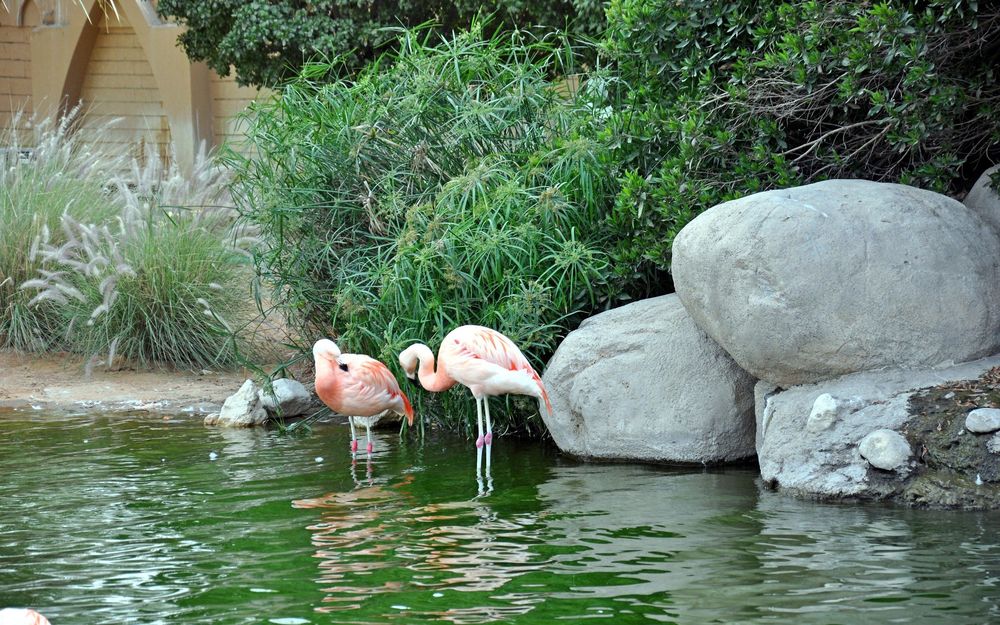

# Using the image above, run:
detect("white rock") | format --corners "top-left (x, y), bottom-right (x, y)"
top-left (215, 379), bottom-right (268, 427)
top-left (965, 165), bottom-right (1000, 235)
top-left (542, 294), bottom-right (757, 464)
top-left (859, 429), bottom-right (912, 471)
top-left (673, 179), bottom-right (1000, 387)
top-left (807, 393), bottom-right (839, 432)
top-left (259, 378), bottom-right (313, 417)
top-left (966, 408), bottom-right (1000, 434)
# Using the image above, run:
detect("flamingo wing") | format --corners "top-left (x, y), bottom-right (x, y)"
top-left (449, 326), bottom-right (533, 371)
top-left (445, 326), bottom-right (552, 413)
top-left (344, 355), bottom-right (414, 422)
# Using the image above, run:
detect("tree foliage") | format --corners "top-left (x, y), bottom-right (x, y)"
top-left (156, 0), bottom-right (605, 87)
top-left (603, 0), bottom-right (1000, 283)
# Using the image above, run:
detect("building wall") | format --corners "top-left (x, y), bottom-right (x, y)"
top-left (0, 0), bottom-right (268, 171)
top-left (79, 8), bottom-right (171, 163)
top-left (0, 1), bottom-right (39, 142)
top-left (211, 72), bottom-right (262, 152)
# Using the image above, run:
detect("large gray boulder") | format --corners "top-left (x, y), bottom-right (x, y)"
top-left (965, 164), bottom-right (1000, 234)
top-left (673, 179), bottom-right (1000, 387)
top-left (757, 355), bottom-right (1000, 508)
top-left (541, 294), bottom-right (757, 464)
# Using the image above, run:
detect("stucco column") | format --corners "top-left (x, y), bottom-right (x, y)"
top-left (29, 0), bottom-right (98, 120)
top-left (119, 0), bottom-right (213, 175)
top-left (29, 0), bottom-right (213, 174)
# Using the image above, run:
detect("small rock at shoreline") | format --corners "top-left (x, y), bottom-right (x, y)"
top-left (859, 429), bottom-right (912, 471)
top-left (213, 379), bottom-right (268, 427)
top-left (259, 378), bottom-right (313, 417)
top-left (966, 408), bottom-right (1000, 434)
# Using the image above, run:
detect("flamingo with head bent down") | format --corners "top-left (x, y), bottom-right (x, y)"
top-left (398, 325), bottom-right (553, 448)
top-left (313, 339), bottom-right (414, 454)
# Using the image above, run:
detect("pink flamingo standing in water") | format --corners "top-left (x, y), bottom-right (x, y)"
top-left (313, 339), bottom-right (414, 454)
top-left (0, 609), bottom-right (51, 625)
top-left (398, 325), bottom-right (553, 448)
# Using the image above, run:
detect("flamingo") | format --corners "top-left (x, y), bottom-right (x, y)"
top-left (313, 339), bottom-right (414, 454)
top-left (0, 609), bottom-right (51, 625)
top-left (398, 325), bottom-right (553, 449)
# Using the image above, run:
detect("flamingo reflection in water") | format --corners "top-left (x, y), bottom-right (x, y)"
top-left (293, 481), bottom-right (539, 623)
top-left (293, 476), bottom-right (417, 609)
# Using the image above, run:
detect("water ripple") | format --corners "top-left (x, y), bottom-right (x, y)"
top-left (3, 414), bottom-right (1000, 624)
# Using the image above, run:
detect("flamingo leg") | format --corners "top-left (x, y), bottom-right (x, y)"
top-left (484, 398), bottom-right (493, 446)
top-left (366, 423), bottom-right (373, 454)
top-left (476, 443), bottom-right (484, 495)
top-left (475, 443), bottom-right (493, 497)
top-left (475, 396), bottom-right (485, 449)
top-left (349, 416), bottom-right (359, 453)
top-left (485, 442), bottom-right (493, 493)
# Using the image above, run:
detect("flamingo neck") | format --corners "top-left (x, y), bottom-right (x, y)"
top-left (414, 344), bottom-right (456, 392)
top-left (314, 358), bottom-right (342, 406)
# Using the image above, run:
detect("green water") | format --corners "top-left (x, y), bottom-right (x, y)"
top-left (2, 413), bottom-right (999, 624)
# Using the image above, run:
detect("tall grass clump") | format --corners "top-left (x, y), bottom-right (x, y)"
top-left (22, 145), bottom-right (260, 370)
top-left (0, 110), bottom-right (124, 351)
top-left (230, 23), bottom-right (618, 436)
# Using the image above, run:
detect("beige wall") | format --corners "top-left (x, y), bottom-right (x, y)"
top-left (79, 7), bottom-right (171, 163)
top-left (0, 1), bottom-right (39, 142)
top-left (0, 0), bottom-right (269, 172)
top-left (211, 72), bottom-right (261, 152)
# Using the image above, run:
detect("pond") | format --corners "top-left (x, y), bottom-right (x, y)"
top-left (2, 412), bottom-right (999, 624)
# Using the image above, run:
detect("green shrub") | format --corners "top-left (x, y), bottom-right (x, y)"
top-left (230, 24), bottom-right (617, 435)
top-left (604, 0), bottom-right (1000, 280)
top-left (156, 0), bottom-right (606, 87)
top-left (0, 111), bottom-right (123, 351)
top-left (20, 144), bottom-right (260, 370)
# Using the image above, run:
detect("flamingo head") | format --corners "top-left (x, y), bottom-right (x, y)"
top-left (398, 344), bottom-right (422, 379)
top-left (312, 338), bottom-right (342, 365)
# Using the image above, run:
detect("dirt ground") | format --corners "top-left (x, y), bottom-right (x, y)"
top-left (0, 350), bottom-right (253, 414)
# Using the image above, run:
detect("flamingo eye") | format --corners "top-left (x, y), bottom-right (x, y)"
top-left (339, 363), bottom-right (349, 372)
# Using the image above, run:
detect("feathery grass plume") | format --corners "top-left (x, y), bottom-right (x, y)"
top-left (0, 108), bottom-right (124, 350)
top-left (229, 22), bottom-right (618, 436)
top-left (22, 140), bottom-right (261, 370)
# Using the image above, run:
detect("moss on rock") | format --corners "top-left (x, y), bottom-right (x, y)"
top-left (897, 366), bottom-right (1000, 509)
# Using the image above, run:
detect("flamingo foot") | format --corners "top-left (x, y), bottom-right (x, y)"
top-left (366, 441), bottom-right (373, 454)
top-left (350, 439), bottom-right (359, 453)
top-left (475, 435), bottom-right (485, 449)
top-left (484, 433), bottom-right (493, 446)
